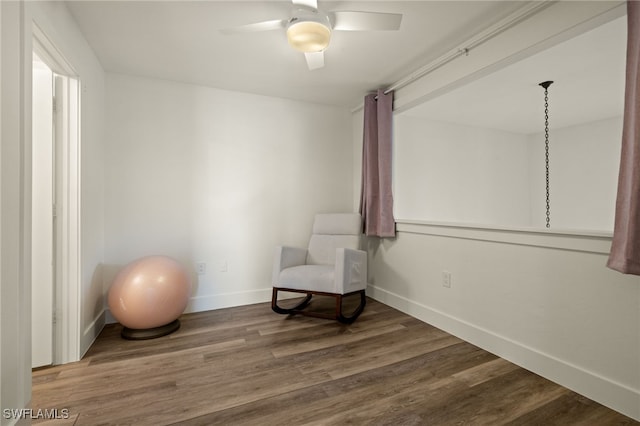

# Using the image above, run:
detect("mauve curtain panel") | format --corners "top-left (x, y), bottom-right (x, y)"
top-left (608, 0), bottom-right (640, 274)
top-left (359, 89), bottom-right (396, 237)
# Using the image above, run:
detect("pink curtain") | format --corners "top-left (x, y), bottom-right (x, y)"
top-left (608, 1), bottom-right (640, 274)
top-left (359, 89), bottom-right (396, 237)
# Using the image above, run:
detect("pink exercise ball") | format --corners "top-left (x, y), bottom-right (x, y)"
top-left (108, 255), bottom-right (191, 336)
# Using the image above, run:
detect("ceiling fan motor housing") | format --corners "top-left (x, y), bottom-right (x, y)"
top-left (220, 2), bottom-right (402, 70)
top-left (287, 12), bottom-right (332, 53)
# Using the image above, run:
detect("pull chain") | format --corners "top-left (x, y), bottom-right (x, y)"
top-left (539, 81), bottom-right (553, 229)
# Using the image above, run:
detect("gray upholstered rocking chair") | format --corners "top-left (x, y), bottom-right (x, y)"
top-left (271, 213), bottom-right (367, 324)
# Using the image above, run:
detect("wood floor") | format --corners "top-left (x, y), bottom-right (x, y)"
top-left (32, 297), bottom-right (638, 425)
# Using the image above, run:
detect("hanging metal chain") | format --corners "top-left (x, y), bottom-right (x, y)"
top-left (539, 81), bottom-right (553, 229)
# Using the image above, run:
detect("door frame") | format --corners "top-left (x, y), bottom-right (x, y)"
top-left (31, 51), bottom-right (54, 368)
top-left (32, 23), bottom-right (81, 364)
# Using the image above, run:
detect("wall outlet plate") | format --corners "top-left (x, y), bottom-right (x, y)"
top-left (442, 271), bottom-right (452, 288)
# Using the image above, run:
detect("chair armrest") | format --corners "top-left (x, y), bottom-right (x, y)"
top-left (272, 246), bottom-right (308, 286)
top-left (334, 248), bottom-right (368, 294)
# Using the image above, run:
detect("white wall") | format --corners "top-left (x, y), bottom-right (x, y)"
top-left (357, 1), bottom-right (640, 421)
top-left (1, 1), bottom-right (105, 419)
top-left (104, 74), bottom-right (353, 312)
top-left (1, 2), bottom-right (32, 420)
top-left (394, 115), bottom-right (622, 232)
top-left (528, 116), bottom-right (622, 231)
top-left (394, 116), bottom-right (531, 227)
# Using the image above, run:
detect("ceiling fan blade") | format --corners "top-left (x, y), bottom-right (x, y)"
top-left (304, 51), bottom-right (324, 70)
top-left (292, 0), bottom-right (317, 10)
top-left (220, 19), bottom-right (287, 34)
top-left (329, 11), bottom-right (402, 31)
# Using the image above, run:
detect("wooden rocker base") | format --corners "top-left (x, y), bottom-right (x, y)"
top-left (271, 287), bottom-right (366, 324)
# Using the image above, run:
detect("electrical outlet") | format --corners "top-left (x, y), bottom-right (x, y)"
top-left (442, 271), bottom-right (452, 288)
top-left (196, 262), bottom-right (206, 275)
top-left (219, 261), bottom-right (228, 272)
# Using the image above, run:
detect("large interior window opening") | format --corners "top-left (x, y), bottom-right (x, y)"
top-left (394, 15), bottom-right (626, 234)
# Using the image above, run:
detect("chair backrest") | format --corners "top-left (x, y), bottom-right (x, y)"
top-left (307, 213), bottom-right (363, 265)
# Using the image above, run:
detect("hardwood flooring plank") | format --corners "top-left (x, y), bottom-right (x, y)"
top-left (301, 331), bottom-right (462, 380)
top-left (412, 368), bottom-right (570, 425)
top-left (225, 344), bottom-right (495, 425)
top-left (270, 322), bottom-right (407, 358)
top-left (451, 356), bottom-right (522, 387)
top-left (99, 367), bottom-right (332, 425)
top-left (31, 300), bottom-right (639, 425)
top-left (34, 413), bottom-right (80, 426)
top-left (505, 393), bottom-right (640, 425)
top-left (32, 359), bottom-right (91, 379)
top-left (184, 351), bottom-right (462, 426)
top-left (35, 339), bottom-right (236, 387)
top-left (174, 385), bottom-right (333, 426)
top-left (85, 324), bottom-right (256, 366)
top-left (32, 339), bottom-right (244, 410)
top-left (250, 306), bottom-right (388, 336)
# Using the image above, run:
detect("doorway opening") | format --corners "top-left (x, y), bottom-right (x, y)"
top-left (32, 24), bottom-right (81, 367)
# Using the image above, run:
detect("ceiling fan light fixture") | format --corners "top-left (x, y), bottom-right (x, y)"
top-left (286, 19), bottom-right (331, 53)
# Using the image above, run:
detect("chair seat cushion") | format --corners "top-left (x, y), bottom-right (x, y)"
top-left (278, 265), bottom-right (335, 293)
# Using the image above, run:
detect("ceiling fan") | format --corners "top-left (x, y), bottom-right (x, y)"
top-left (221, 0), bottom-right (402, 70)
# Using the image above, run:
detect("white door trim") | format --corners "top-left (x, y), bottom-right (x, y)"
top-left (32, 23), bottom-right (81, 364)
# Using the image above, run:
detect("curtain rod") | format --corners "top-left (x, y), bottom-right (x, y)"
top-left (351, 0), bottom-right (555, 113)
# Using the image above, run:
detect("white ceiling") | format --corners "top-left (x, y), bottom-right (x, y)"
top-left (65, 0), bottom-right (529, 107)
top-left (401, 15), bottom-right (627, 134)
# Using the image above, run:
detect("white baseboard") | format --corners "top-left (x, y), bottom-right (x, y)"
top-left (103, 288), bottom-right (275, 326)
top-left (367, 284), bottom-right (640, 422)
top-left (81, 310), bottom-right (106, 358)
top-left (104, 308), bottom-right (117, 325)
top-left (185, 288), bottom-right (273, 313)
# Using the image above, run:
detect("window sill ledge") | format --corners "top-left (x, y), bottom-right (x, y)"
top-left (394, 219), bottom-right (612, 255)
